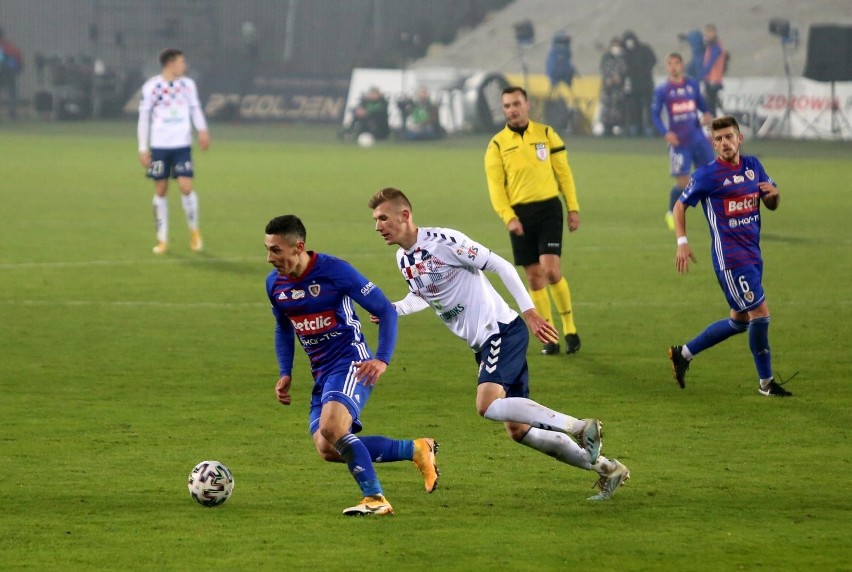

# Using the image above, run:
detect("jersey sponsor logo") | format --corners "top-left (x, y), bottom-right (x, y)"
top-left (733, 175), bottom-right (745, 184)
top-left (439, 303), bottom-right (465, 322)
top-left (671, 100), bottom-right (696, 114)
top-left (299, 330), bottom-right (342, 346)
top-left (724, 192), bottom-right (760, 216)
top-left (290, 310), bottom-right (336, 334)
top-left (466, 245), bottom-right (479, 261)
top-left (729, 213), bottom-right (760, 228)
top-left (360, 281), bottom-right (376, 296)
top-left (291, 289), bottom-right (305, 300)
top-left (309, 284), bottom-right (321, 297)
top-left (535, 143), bottom-right (548, 161)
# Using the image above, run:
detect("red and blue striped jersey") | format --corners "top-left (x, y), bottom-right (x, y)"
top-left (651, 77), bottom-right (708, 145)
top-left (680, 155), bottom-right (773, 272)
top-left (266, 252), bottom-right (397, 378)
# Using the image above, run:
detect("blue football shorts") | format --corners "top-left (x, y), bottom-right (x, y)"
top-left (147, 146), bottom-right (194, 180)
top-left (475, 317), bottom-right (530, 398)
top-left (669, 132), bottom-right (715, 176)
top-left (308, 361), bottom-right (373, 436)
top-left (716, 262), bottom-right (765, 312)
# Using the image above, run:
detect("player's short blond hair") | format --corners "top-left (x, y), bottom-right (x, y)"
top-left (368, 187), bottom-right (412, 211)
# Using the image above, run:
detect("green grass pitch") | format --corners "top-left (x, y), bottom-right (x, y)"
top-left (1, 121), bottom-right (850, 570)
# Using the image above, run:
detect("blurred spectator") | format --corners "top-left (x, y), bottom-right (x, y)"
top-left (700, 24), bottom-right (727, 116)
top-left (677, 29), bottom-right (705, 80)
top-left (399, 86), bottom-right (445, 141)
top-left (0, 27), bottom-right (24, 119)
top-left (621, 30), bottom-right (656, 136)
top-left (546, 32), bottom-right (576, 91)
top-left (598, 36), bottom-right (627, 136)
top-left (346, 86), bottom-right (390, 141)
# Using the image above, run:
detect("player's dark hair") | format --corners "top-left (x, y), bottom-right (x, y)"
top-left (666, 52), bottom-right (683, 62)
top-left (502, 86), bottom-right (527, 99)
top-left (266, 215), bottom-right (306, 243)
top-left (711, 115), bottom-right (740, 134)
top-left (368, 187), bottom-right (412, 211)
top-left (159, 48), bottom-right (183, 67)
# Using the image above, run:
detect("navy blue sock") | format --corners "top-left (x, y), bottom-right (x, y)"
top-left (335, 434), bottom-right (382, 496)
top-left (359, 436), bottom-right (414, 463)
top-left (669, 186), bottom-right (683, 212)
top-left (749, 316), bottom-right (772, 380)
top-left (686, 318), bottom-right (748, 356)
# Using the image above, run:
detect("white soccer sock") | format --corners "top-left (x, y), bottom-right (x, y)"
top-left (153, 195), bottom-right (168, 243)
top-left (181, 191), bottom-right (199, 231)
top-left (520, 427), bottom-right (590, 469)
top-left (483, 397), bottom-right (584, 434)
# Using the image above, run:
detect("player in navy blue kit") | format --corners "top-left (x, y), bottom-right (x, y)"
top-left (651, 52), bottom-right (714, 231)
top-left (264, 215), bottom-right (439, 516)
top-left (667, 116), bottom-right (791, 397)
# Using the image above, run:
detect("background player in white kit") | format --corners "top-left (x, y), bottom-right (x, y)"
top-left (368, 187), bottom-right (630, 501)
top-left (137, 48), bottom-right (210, 254)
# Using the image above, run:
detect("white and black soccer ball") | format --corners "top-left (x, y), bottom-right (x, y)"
top-left (188, 460), bottom-right (234, 507)
top-left (357, 131), bottom-right (376, 148)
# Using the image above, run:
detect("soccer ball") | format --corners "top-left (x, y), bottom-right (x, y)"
top-left (188, 460), bottom-right (234, 507)
top-left (356, 131), bottom-right (375, 148)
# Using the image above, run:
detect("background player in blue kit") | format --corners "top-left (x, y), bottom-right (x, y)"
top-left (667, 116), bottom-right (791, 397)
top-left (651, 52), bottom-right (714, 231)
top-left (264, 215), bottom-right (439, 516)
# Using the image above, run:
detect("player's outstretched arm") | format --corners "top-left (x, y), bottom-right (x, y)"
top-left (483, 251), bottom-right (537, 311)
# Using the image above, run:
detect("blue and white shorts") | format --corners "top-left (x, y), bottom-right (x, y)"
top-left (147, 146), bottom-right (194, 180)
top-left (308, 361), bottom-right (373, 435)
top-left (716, 262), bottom-right (765, 312)
top-left (669, 133), bottom-right (714, 176)
top-left (475, 317), bottom-right (530, 398)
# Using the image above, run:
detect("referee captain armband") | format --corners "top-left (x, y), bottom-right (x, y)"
top-left (676, 236), bottom-right (688, 246)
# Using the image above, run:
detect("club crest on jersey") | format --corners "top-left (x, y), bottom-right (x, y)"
top-left (535, 143), bottom-right (548, 161)
top-left (309, 284), bottom-right (321, 297)
top-left (745, 169), bottom-right (755, 181)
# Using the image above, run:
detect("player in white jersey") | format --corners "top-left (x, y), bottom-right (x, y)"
top-left (368, 187), bottom-right (631, 501)
top-left (137, 48), bottom-right (210, 254)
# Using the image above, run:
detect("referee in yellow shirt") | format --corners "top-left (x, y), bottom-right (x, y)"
top-left (484, 86), bottom-right (581, 355)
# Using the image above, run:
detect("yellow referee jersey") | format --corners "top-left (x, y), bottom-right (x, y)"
top-left (484, 120), bottom-right (579, 226)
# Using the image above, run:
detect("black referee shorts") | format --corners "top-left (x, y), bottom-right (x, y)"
top-left (509, 197), bottom-right (563, 266)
